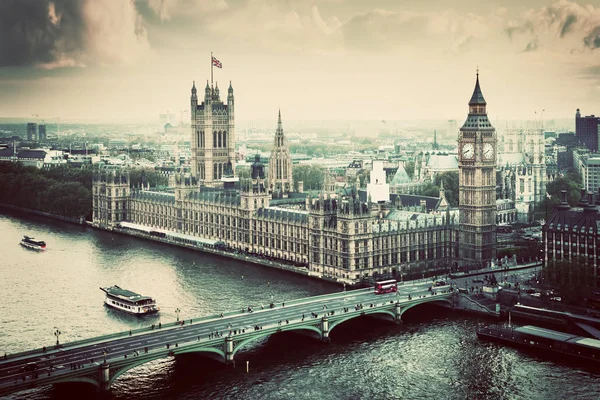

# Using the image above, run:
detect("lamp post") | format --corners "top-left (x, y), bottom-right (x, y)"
top-left (54, 328), bottom-right (61, 346)
top-left (175, 308), bottom-right (181, 322)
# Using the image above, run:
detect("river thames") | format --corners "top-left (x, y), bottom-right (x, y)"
top-left (1, 210), bottom-right (600, 400)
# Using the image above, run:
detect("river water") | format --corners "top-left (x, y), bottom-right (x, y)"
top-left (1, 210), bottom-right (599, 400)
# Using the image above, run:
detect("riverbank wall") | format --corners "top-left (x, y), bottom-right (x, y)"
top-left (0, 204), bottom-right (86, 225)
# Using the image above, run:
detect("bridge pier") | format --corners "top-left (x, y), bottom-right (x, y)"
top-left (320, 317), bottom-right (330, 343)
top-left (99, 363), bottom-right (111, 392)
top-left (225, 336), bottom-right (234, 365)
top-left (394, 302), bottom-right (402, 323)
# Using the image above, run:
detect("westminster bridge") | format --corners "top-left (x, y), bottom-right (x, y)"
top-left (0, 287), bottom-right (454, 396)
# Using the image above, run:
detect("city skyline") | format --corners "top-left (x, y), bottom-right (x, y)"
top-left (0, 0), bottom-right (599, 122)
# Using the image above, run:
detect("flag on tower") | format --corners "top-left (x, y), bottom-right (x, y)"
top-left (212, 56), bottom-right (222, 69)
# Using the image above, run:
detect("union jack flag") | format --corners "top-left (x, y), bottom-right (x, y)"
top-left (212, 56), bottom-right (222, 69)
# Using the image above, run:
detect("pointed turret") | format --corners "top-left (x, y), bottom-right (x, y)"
top-left (191, 81), bottom-right (197, 95)
top-left (469, 71), bottom-right (486, 106)
top-left (268, 109), bottom-right (293, 197)
top-left (204, 80), bottom-right (211, 100)
top-left (215, 82), bottom-right (220, 99)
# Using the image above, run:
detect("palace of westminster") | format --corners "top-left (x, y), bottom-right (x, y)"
top-left (92, 74), bottom-right (539, 284)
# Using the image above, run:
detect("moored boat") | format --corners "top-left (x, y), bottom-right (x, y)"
top-left (100, 285), bottom-right (159, 315)
top-left (477, 324), bottom-right (600, 364)
top-left (20, 236), bottom-right (46, 251)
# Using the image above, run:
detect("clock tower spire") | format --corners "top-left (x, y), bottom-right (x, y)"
top-left (458, 71), bottom-right (497, 270)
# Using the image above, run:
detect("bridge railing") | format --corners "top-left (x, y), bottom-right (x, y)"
top-left (2, 288), bottom-right (372, 361)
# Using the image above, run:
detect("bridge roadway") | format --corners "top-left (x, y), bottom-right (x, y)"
top-left (0, 286), bottom-right (454, 395)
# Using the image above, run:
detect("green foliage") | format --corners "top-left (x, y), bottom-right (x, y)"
top-left (420, 183), bottom-right (439, 198)
top-left (435, 171), bottom-right (459, 207)
top-left (542, 256), bottom-right (597, 304)
top-left (0, 162), bottom-right (92, 219)
top-left (129, 169), bottom-right (168, 188)
top-left (293, 164), bottom-right (324, 191)
top-left (534, 168), bottom-right (583, 220)
top-left (411, 172), bottom-right (459, 207)
top-left (404, 161), bottom-right (415, 179)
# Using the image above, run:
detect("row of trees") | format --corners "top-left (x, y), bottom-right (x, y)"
top-left (541, 257), bottom-right (598, 304)
top-left (0, 162), bottom-right (170, 220)
top-left (0, 162), bottom-right (92, 219)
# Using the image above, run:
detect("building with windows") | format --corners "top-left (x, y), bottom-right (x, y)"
top-left (573, 149), bottom-right (600, 194)
top-left (543, 189), bottom-right (600, 273)
top-left (26, 123), bottom-right (37, 141)
top-left (576, 109), bottom-right (600, 152)
top-left (497, 128), bottom-right (547, 223)
top-left (92, 77), bottom-right (501, 283)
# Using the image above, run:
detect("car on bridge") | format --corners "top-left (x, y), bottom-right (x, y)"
top-left (20, 362), bottom-right (37, 372)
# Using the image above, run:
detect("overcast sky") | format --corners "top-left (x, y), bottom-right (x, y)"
top-left (0, 0), bottom-right (599, 123)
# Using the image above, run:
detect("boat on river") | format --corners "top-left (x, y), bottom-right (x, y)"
top-left (19, 236), bottom-right (46, 251)
top-left (477, 324), bottom-right (600, 364)
top-left (100, 285), bottom-right (159, 316)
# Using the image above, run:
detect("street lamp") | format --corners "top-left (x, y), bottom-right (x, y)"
top-left (175, 308), bottom-right (181, 322)
top-left (54, 328), bottom-right (61, 346)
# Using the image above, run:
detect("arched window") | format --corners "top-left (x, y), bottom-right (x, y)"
top-left (213, 163), bottom-right (218, 179)
top-left (218, 131), bottom-right (222, 148)
top-left (213, 131), bottom-right (217, 148)
top-left (223, 131), bottom-right (227, 147)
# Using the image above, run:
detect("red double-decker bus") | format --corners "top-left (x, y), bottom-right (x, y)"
top-left (374, 279), bottom-right (398, 294)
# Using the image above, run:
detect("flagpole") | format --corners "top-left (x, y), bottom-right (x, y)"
top-left (211, 52), bottom-right (213, 87)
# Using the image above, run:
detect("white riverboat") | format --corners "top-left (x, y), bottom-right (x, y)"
top-left (20, 236), bottom-right (46, 251)
top-left (100, 285), bottom-right (159, 315)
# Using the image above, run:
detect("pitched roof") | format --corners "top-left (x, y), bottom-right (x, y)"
top-left (469, 74), bottom-right (487, 105)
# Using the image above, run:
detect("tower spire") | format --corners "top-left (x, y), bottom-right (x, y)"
top-left (469, 69), bottom-right (486, 106)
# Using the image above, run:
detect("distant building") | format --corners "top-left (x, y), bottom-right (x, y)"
top-left (38, 125), bottom-right (46, 141)
top-left (17, 149), bottom-right (46, 168)
top-left (497, 128), bottom-right (546, 223)
top-left (573, 148), bottom-right (600, 194)
top-left (575, 108), bottom-right (600, 152)
top-left (26, 123), bottom-right (37, 141)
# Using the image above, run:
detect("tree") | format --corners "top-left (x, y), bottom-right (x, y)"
top-left (435, 171), bottom-right (459, 207)
top-left (404, 161), bottom-right (415, 180)
top-left (541, 256), bottom-right (597, 304)
top-left (534, 168), bottom-right (582, 221)
top-left (293, 165), bottom-right (324, 191)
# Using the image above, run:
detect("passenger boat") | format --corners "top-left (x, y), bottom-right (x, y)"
top-left (100, 285), bottom-right (159, 315)
top-left (477, 324), bottom-right (600, 364)
top-left (20, 236), bottom-right (46, 250)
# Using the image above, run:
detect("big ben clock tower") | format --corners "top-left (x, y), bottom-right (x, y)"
top-left (458, 72), bottom-right (497, 270)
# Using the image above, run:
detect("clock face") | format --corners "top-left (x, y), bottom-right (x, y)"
top-left (462, 143), bottom-right (474, 159)
top-left (483, 143), bottom-right (494, 160)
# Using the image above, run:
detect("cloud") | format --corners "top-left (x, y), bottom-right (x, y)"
top-left (504, 0), bottom-right (600, 52)
top-left (144, 0), bottom-right (228, 22)
top-left (523, 36), bottom-right (539, 52)
top-left (560, 14), bottom-right (577, 37)
top-left (0, 0), bottom-right (149, 69)
top-left (584, 26), bottom-right (600, 49)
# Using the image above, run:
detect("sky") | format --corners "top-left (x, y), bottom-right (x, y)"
top-left (0, 0), bottom-right (599, 124)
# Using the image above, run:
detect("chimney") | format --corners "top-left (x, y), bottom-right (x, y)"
top-left (561, 189), bottom-right (568, 204)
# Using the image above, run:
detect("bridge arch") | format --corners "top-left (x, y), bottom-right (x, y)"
top-left (109, 346), bottom-right (228, 386)
top-left (51, 376), bottom-right (101, 390)
top-left (399, 298), bottom-right (453, 317)
top-left (328, 309), bottom-right (396, 334)
top-left (231, 325), bottom-right (323, 358)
